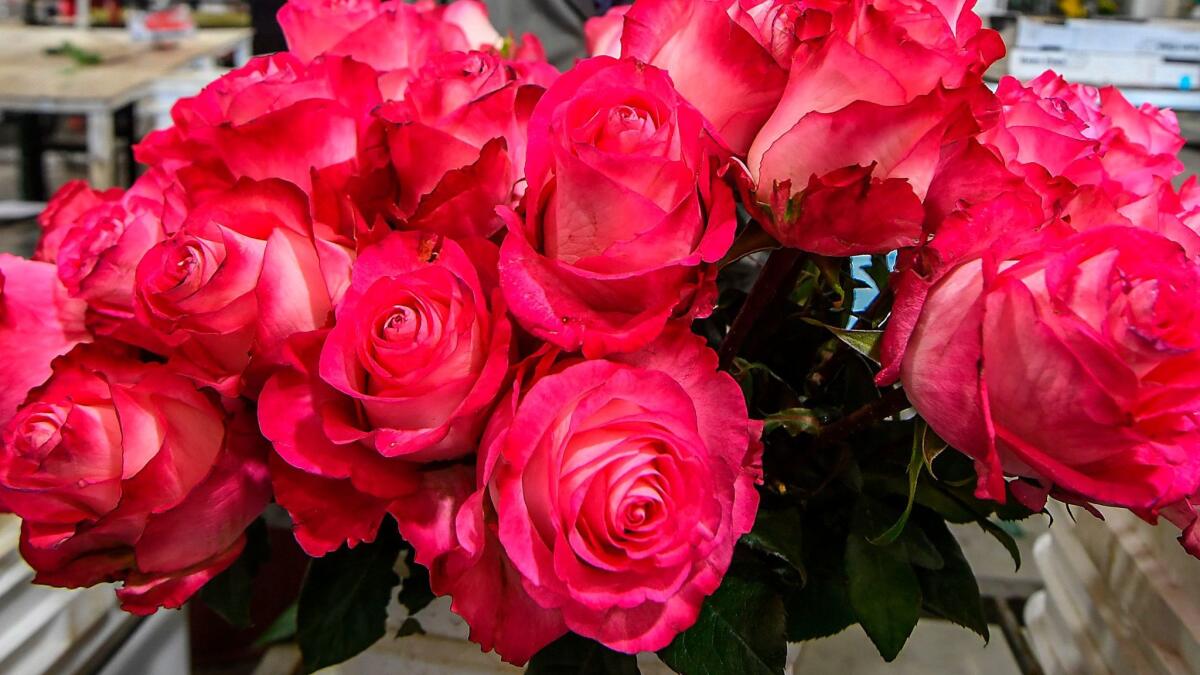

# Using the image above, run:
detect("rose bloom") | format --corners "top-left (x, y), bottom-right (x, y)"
top-left (157, 53), bottom-right (384, 194)
top-left (378, 49), bottom-right (553, 239)
top-left (0, 344), bottom-right (270, 613)
top-left (35, 180), bottom-right (122, 263)
top-left (737, 0), bottom-right (1000, 255)
top-left (0, 255), bottom-right (88, 427)
top-left (979, 72), bottom-right (1185, 207)
top-left (500, 56), bottom-right (735, 357)
top-left (259, 231), bottom-right (511, 556)
top-left (133, 178), bottom-right (348, 395)
top-left (279, 0), bottom-right (503, 98)
top-left (890, 219), bottom-right (1200, 554)
top-left (1056, 180), bottom-right (1200, 260)
top-left (46, 169), bottom-right (183, 346)
top-left (279, 0), bottom-right (500, 65)
top-left (392, 327), bottom-right (763, 663)
top-left (584, 5), bottom-right (629, 58)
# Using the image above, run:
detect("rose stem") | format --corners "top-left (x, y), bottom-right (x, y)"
top-left (717, 246), bottom-right (805, 370)
top-left (811, 386), bottom-right (912, 450)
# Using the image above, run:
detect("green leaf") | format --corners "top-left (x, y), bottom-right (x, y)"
top-left (846, 504), bottom-right (922, 661)
top-left (927, 483), bottom-right (1022, 571)
top-left (731, 358), bottom-right (788, 403)
top-left (870, 422), bottom-right (927, 546)
top-left (297, 526), bottom-right (404, 673)
top-left (855, 496), bottom-right (942, 570)
top-left (920, 425), bottom-right (948, 477)
top-left (397, 550), bottom-right (435, 616)
top-left (977, 518), bottom-right (1022, 570)
top-left (526, 633), bottom-right (640, 675)
top-left (763, 408), bottom-right (822, 436)
top-left (802, 319), bottom-right (882, 362)
top-left (785, 579), bottom-right (856, 642)
top-left (872, 473), bottom-right (1024, 571)
top-left (658, 571), bottom-right (786, 675)
top-left (914, 513), bottom-right (989, 642)
top-left (254, 602), bottom-right (298, 648)
top-left (740, 508), bottom-right (805, 579)
top-left (895, 524), bottom-right (944, 571)
top-left (198, 519), bottom-right (269, 628)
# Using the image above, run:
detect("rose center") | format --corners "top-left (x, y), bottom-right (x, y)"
top-left (11, 406), bottom-right (64, 462)
top-left (378, 305), bottom-right (421, 343)
top-left (621, 498), bottom-right (658, 531)
top-left (460, 54), bottom-right (486, 77)
top-left (1118, 275), bottom-right (1199, 352)
top-left (764, 3), bottom-right (809, 61)
top-left (161, 242), bottom-right (203, 291)
top-left (596, 105), bottom-right (658, 154)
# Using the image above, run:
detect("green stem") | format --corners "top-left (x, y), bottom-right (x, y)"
top-left (718, 246), bottom-right (804, 370)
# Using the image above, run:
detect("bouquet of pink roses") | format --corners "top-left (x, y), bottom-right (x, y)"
top-left (3, 0), bottom-right (1199, 671)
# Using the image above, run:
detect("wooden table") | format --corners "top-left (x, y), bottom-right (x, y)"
top-left (0, 26), bottom-right (252, 194)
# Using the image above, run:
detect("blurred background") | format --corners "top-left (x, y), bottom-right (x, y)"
top-left (0, 1), bottom-right (1196, 674)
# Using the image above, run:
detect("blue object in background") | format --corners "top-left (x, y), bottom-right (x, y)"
top-left (849, 253), bottom-right (897, 319)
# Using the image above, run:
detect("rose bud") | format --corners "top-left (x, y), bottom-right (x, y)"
top-left (391, 326), bottom-right (763, 663)
top-left (500, 56), bottom-right (735, 358)
top-left (0, 343), bottom-right (270, 613)
top-left (259, 231), bottom-right (511, 556)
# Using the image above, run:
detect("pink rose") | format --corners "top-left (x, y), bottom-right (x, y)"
top-left (500, 56), bottom-right (736, 357)
top-left (279, 0), bottom-right (498, 67)
top-left (133, 179), bottom-right (347, 395)
top-left (392, 327), bottom-right (763, 662)
top-left (52, 169), bottom-right (175, 341)
top-left (378, 49), bottom-right (551, 239)
top-left (277, 0), bottom-right (387, 63)
top-left (1058, 180), bottom-right (1200, 259)
top-left (167, 53), bottom-right (383, 193)
top-left (729, 0), bottom-right (831, 67)
top-left (287, 0), bottom-right (507, 98)
top-left (979, 72), bottom-right (1185, 206)
top-left (259, 231), bottom-right (511, 556)
top-left (35, 180), bottom-right (122, 263)
top-left (0, 255), bottom-right (88, 427)
top-left (619, 0), bottom-right (790, 153)
top-left (0, 343), bottom-right (270, 613)
top-left (894, 221), bottom-right (1200, 549)
top-left (743, 0), bottom-right (1000, 255)
top-left (435, 0), bottom-right (503, 49)
top-left (584, 5), bottom-right (629, 57)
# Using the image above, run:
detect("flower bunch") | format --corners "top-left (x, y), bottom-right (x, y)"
top-left (3, 0), bottom-right (1200, 670)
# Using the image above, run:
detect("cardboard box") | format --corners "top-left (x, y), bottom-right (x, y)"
top-left (1008, 47), bottom-right (1200, 89)
top-left (1016, 16), bottom-right (1200, 60)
